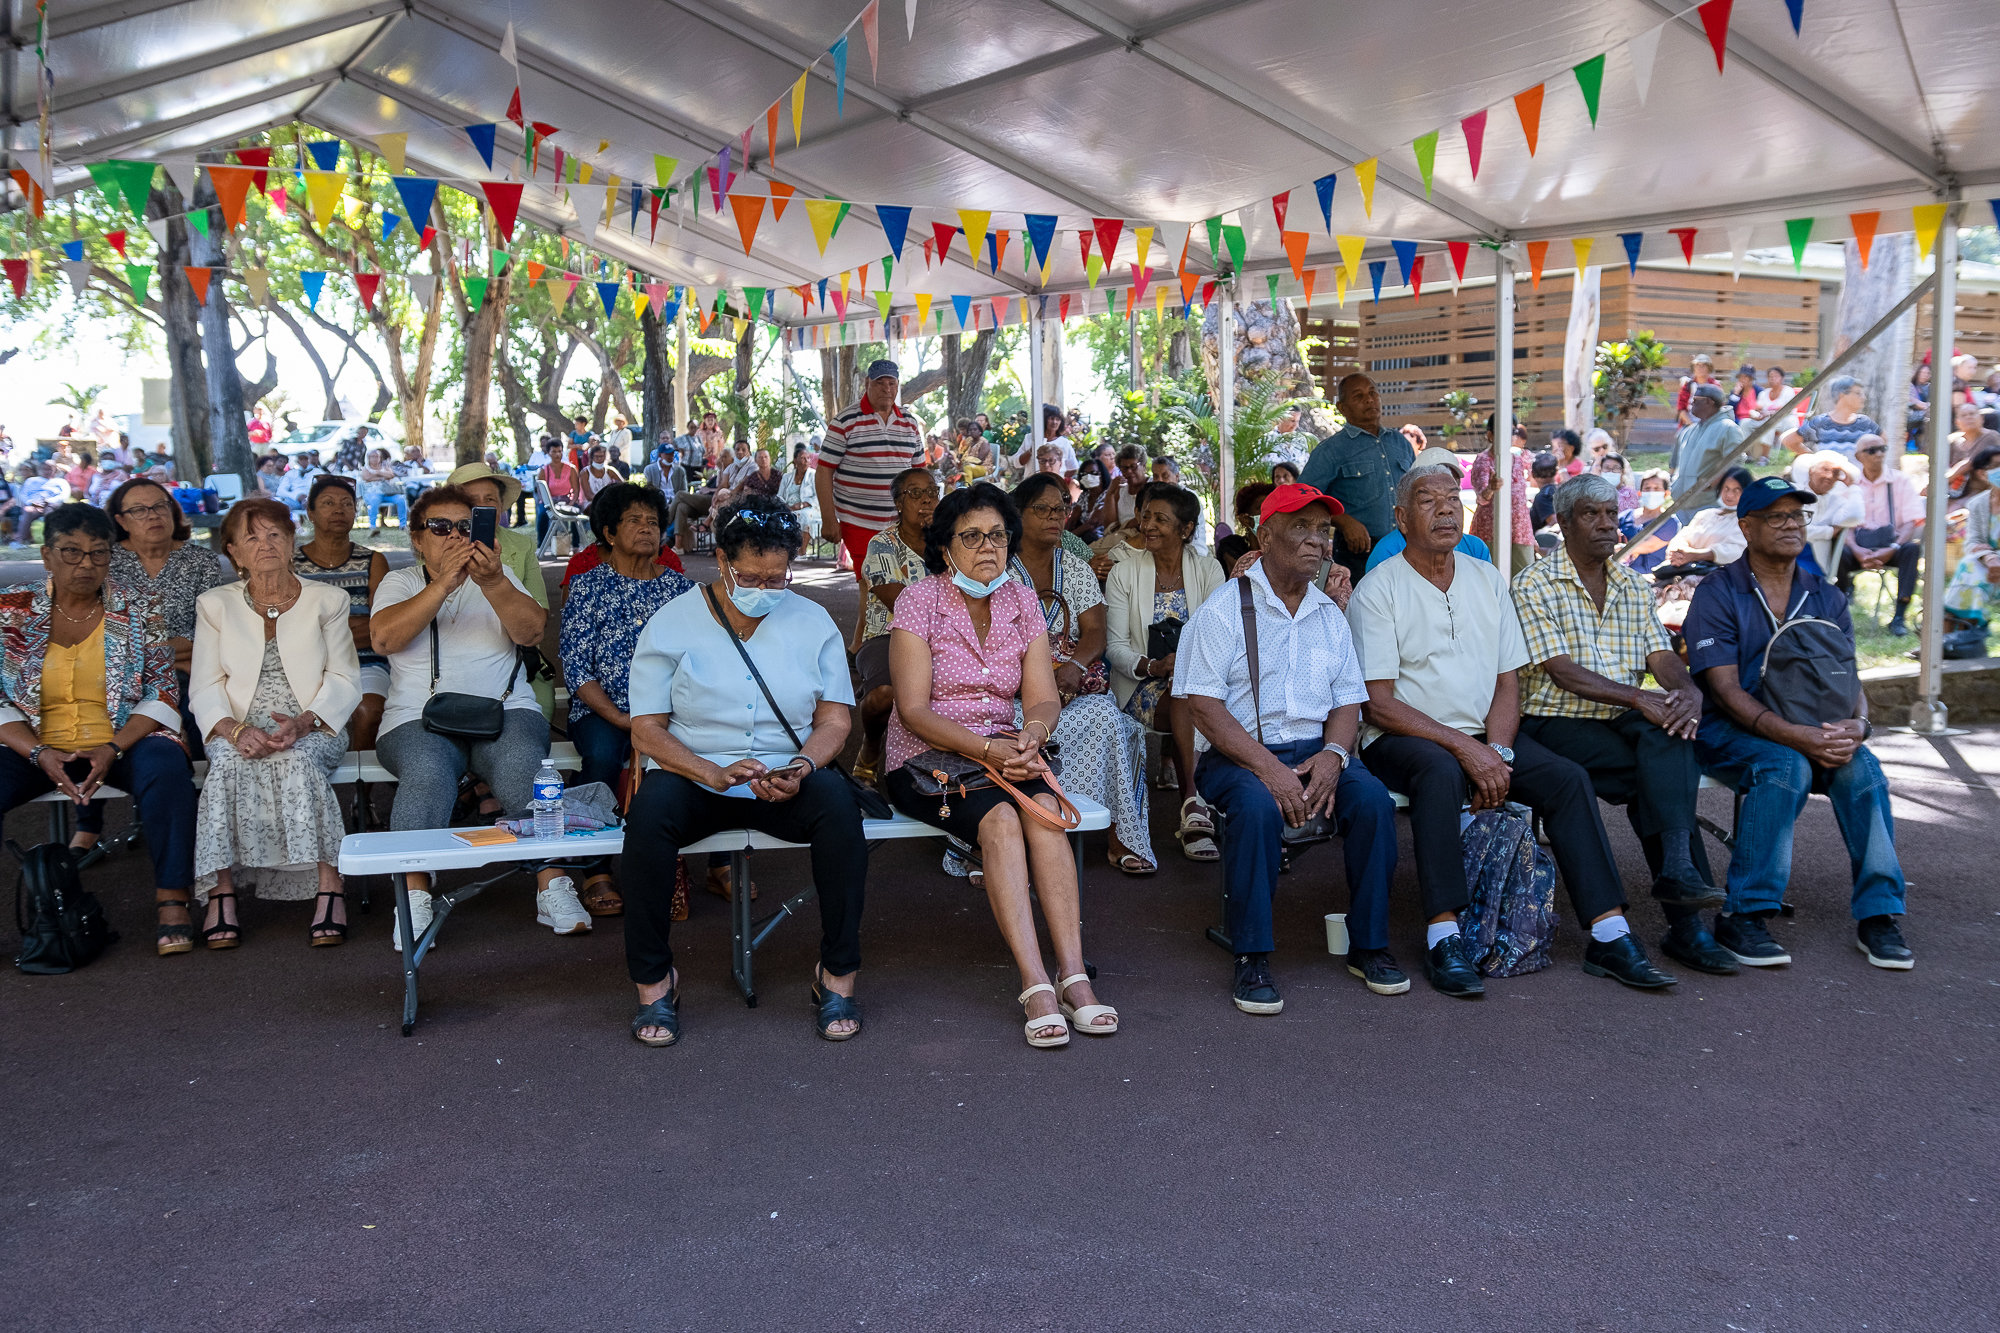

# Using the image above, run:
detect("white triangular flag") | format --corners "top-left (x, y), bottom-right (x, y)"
top-left (1729, 227), bottom-right (1754, 282)
top-left (62, 259), bottom-right (89, 297)
top-left (498, 20), bottom-right (518, 69)
top-left (145, 217), bottom-right (171, 247)
top-left (906, 0), bottom-right (917, 38)
top-left (408, 273), bottom-right (437, 308)
top-left (163, 160), bottom-right (198, 201)
top-left (567, 184), bottom-right (609, 240)
top-left (1157, 220), bottom-right (1193, 273)
top-left (19, 139), bottom-right (54, 194)
top-left (1630, 23), bottom-right (1664, 107)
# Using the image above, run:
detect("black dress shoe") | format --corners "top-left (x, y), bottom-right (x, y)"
top-left (1423, 934), bottom-right (1485, 998)
top-left (1651, 872), bottom-right (1726, 910)
top-left (1660, 921), bottom-right (1738, 976)
top-left (1583, 932), bottom-right (1677, 989)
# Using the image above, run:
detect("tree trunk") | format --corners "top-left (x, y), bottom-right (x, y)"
top-left (943, 330), bottom-right (997, 423)
top-left (820, 345), bottom-right (862, 419)
top-left (498, 357), bottom-right (532, 462)
top-left (1200, 299), bottom-right (1311, 408)
top-left (188, 176), bottom-right (250, 489)
top-left (1835, 233), bottom-right (1916, 435)
top-left (150, 186), bottom-right (212, 481)
top-left (453, 268), bottom-right (512, 465)
top-left (640, 303), bottom-right (671, 446)
top-left (733, 321), bottom-right (754, 443)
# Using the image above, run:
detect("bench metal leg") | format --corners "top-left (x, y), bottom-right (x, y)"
top-left (729, 850), bottom-right (756, 1006)
top-left (397, 867), bottom-right (516, 1036)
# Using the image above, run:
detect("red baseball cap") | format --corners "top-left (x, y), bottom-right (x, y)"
top-left (1258, 482), bottom-right (1344, 526)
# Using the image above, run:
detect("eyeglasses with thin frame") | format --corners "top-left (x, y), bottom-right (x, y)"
top-left (422, 517), bottom-right (474, 536)
top-left (1750, 510), bottom-right (1809, 530)
top-left (51, 545), bottom-right (112, 566)
top-left (953, 529), bottom-right (1009, 551)
top-left (118, 500), bottom-right (174, 519)
top-left (727, 563), bottom-right (791, 590)
top-left (1023, 502), bottom-right (1070, 521)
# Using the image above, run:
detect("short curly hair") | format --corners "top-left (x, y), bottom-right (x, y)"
top-left (410, 483), bottom-right (477, 530)
top-left (921, 482), bottom-right (1020, 576)
top-left (588, 481), bottom-right (668, 549)
top-left (715, 491), bottom-right (802, 561)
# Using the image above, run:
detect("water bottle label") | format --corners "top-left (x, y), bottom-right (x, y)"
top-left (533, 780), bottom-right (563, 803)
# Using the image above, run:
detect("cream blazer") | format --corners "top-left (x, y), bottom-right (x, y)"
top-left (1104, 545), bottom-right (1225, 706)
top-left (189, 580), bottom-right (362, 741)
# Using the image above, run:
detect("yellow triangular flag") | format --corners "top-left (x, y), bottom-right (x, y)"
top-left (598, 139), bottom-right (611, 155)
top-left (634, 292), bottom-right (650, 320)
top-left (791, 74), bottom-right (807, 146)
top-left (1155, 285), bottom-right (1167, 319)
top-left (303, 170), bottom-right (345, 228)
top-left (578, 161), bottom-right (594, 185)
top-left (1134, 225), bottom-right (1154, 271)
top-left (1570, 237), bottom-right (1594, 272)
top-left (1334, 266), bottom-right (1349, 307)
top-left (840, 270), bottom-right (850, 300)
top-left (1353, 158), bottom-right (1377, 218)
top-left (548, 276), bottom-right (573, 313)
top-left (340, 193), bottom-right (365, 228)
top-left (733, 316), bottom-right (748, 341)
top-left (1912, 203), bottom-right (1948, 258)
top-left (245, 266), bottom-right (269, 306)
top-left (1336, 234), bottom-right (1367, 283)
top-left (1085, 254), bottom-right (1103, 288)
top-left (1041, 253), bottom-right (1055, 287)
top-left (915, 292), bottom-right (932, 325)
top-left (605, 175), bottom-right (620, 224)
top-left (375, 132), bottom-right (407, 175)
top-left (804, 198), bottom-right (842, 254)
top-left (957, 209), bottom-right (991, 258)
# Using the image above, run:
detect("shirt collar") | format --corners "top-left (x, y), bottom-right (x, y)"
top-left (1338, 422), bottom-right (1397, 443)
top-left (1248, 556), bottom-right (1333, 618)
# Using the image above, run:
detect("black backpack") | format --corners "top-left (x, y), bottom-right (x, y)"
top-left (1751, 581), bottom-right (1859, 726)
top-left (12, 842), bottom-right (117, 974)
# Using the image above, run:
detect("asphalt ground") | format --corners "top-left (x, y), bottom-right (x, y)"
top-left (3, 553), bottom-right (1995, 1332)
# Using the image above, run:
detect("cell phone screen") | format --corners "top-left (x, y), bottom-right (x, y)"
top-left (470, 506), bottom-right (498, 549)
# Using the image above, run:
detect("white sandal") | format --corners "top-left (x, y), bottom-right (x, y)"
top-left (1057, 973), bottom-right (1119, 1035)
top-left (1017, 983), bottom-right (1071, 1048)
top-left (1179, 797), bottom-right (1220, 861)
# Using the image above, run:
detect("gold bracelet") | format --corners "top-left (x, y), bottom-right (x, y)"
top-left (1024, 719), bottom-right (1051, 743)
top-left (982, 738), bottom-right (992, 757)
top-left (230, 721), bottom-right (249, 746)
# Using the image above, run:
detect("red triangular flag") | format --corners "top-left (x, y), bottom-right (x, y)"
top-left (1271, 191), bottom-right (1290, 232)
top-left (1697, 0), bottom-right (1733, 73)
top-left (1461, 109), bottom-right (1488, 180)
top-left (1282, 231), bottom-right (1310, 282)
top-left (1, 258), bottom-right (27, 298)
top-left (1092, 218), bottom-right (1124, 263)
top-left (922, 237), bottom-right (934, 268)
top-left (1514, 85), bottom-right (1545, 156)
top-left (530, 123), bottom-right (559, 175)
top-left (481, 182), bottom-right (524, 242)
top-left (506, 86), bottom-right (523, 127)
top-left (419, 225), bottom-right (436, 250)
top-left (992, 295), bottom-right (1010, 326)
top-left (1526, 240), bottom-right (1549, 289)
top-left (1201, 279), bottom-right (1217, 307)
top-left (729, 194), bottom-right (766, 254)
top-left (106, 230), bottom-right (128, 259)
top-left (233, 146), bottom-right (271, 193)
top-left (1668, 227), bottom-right (1698, 265)
top-left (1078, 229), bottom-right (1094, 267)
top-left (648, 191), bottom-right (661, 240)
top-left (1447, 240), bottom-right (1470, 283)
top-left (1059, 294), bottom-right (1071, 323)
top-left (355, 272), bottom-right (381, 311)
top-left (1408, 255), bottom-right (1425, 305)
top-left (1848, 212), bottom-right (1880, 269)
top-left (769, 181), bottom-right (795, 220)
top-left (185, 266), bottom-right (212, 305)
top-left (931, 221), bottom-right (959, 259)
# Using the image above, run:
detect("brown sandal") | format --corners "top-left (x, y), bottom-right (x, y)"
top-left (580, 875), bottom-right (624, 916)
top-left (704, 867), bottom-right (758, 902)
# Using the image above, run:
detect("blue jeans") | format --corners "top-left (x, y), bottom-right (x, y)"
top-left (0, 736), bottom-right (196, 889)
top-left (567, 710), bottom-right (631, 791)
top-left (1695, 718), bottom-right (1906, 920)
top-left (1195, 738), bottom-right (1398, 954)
top-left (363, 485), bottom-right (407, 530)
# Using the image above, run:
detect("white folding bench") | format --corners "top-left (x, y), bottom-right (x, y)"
top-left (339, 795), bottom-right (1112, 1036)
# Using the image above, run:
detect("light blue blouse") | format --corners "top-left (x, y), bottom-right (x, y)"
top-left (627, 587), bottom-right (854, 780)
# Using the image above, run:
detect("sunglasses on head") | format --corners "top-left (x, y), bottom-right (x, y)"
top-left (422, 517), bottom-right (474, 536)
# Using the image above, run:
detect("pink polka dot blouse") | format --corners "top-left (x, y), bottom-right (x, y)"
top-left (885, 574), bottom-right (1045, 770)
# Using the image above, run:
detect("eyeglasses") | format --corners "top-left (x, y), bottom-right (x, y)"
top-left (118, 500), bottom-right (174, 519)
top-left (1023, 503), bottom-right (1070, 520)
top-left (52, 545), bottom-right (112, 565)
top-left (422, 517), bottom-right (474, 536)
top-left (727, 565), bottom-right (791, 590)
top-left (1750, 511), bottom-right (1809, 530)
top-left (954, 529), bottom-right (1009, 550)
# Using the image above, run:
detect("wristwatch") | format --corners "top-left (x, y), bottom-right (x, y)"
top-left (1321, 742), bottom-right (1350, 770)
top-left (1489, 743), bottom-right (1516, 764)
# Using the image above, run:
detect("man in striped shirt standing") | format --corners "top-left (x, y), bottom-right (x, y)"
top-left (816, 359), bottom-right (925, 638)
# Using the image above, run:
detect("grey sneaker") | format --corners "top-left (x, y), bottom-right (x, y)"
top-left (536, 877), bottom-right (592, 935)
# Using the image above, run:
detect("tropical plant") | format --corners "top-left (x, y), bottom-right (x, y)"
top-left (1591, 330), bottom-right (1672, 448)
top-left (47, 381), bottom-right (106, 420)
top-left (1439, 389), bottom-right (1480, 440)
top-left (1164, 372), bottom-right (1313, 509)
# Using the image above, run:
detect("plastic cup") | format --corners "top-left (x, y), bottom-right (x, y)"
top-left (1325, 913), bottom-right (1349, 956)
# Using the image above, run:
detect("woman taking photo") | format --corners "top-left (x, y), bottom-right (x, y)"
top-left (0, 504), bottom-right (197, 954)
top-left (621, 494), bottom-right (866, 1046)
top-left (1010, 472), bottom-right (1156, 875)
top-left (370, 486), bottom-right (581, 947)
top-left (886, 482), bottom-right (1118, 1048)
top-left (559, 483), bottom-right (694, 916)
top-left (188, 499), bottom-right (360, 947)
top-left (293, 475), bottom-right (389, 754)
top-left (1105, 484), bottom-right (1223, 862)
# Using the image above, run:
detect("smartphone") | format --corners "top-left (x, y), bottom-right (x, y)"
top-left (470, 506), bottom-right (497, 549)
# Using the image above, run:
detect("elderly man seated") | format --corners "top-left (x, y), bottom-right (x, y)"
top-left (1174, 483), bottom-right (1401, 1012)
top-left (1348, 464), bottom-right (1677, 997)
top-left (1836, 434), bottom-right (1923, 636)
top-left (1682, 476), bottom-right (1913, 970)
top-left (1513, 475), bottom-right (1736, 975)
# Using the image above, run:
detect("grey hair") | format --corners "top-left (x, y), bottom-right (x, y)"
top-left (1582, 428), bottom-right (1615, 451)
top-left (1825, 374), bottom-right (1861, 401)
top-left (1691, 382), bottom-right (1727, 404)
top-left (1394, 462), bottom-right (1458, 510)
top-left (1552, 472), bottom-right (1619, 521)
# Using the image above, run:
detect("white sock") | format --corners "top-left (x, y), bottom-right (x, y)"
top-left (1425, 922), bottom-right (1460, 948)
top-left (1590, 914), bottom-right (1631, 943)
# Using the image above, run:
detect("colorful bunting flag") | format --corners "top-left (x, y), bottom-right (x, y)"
top-left (1570, 237), bottom-right (1594, 272)
top-left (1619, 232), bottom-right (1644, 273)
top-left (1697, 0), bottom-right (1733, 73)
top-left (1447, 241), bottom-right (1470, 284)
top-left (1023, 213), bottom-right (1057, 272)
top-left (481, 182), bottom-right (524, 243)
top-left (958, 209), bottom-right (992, 258)
top-left (376, 132), bottom-right (407, 175)
top-left (1515, 85), bottom-right (1545, 156)
top-left (1337, 234), bottom-right (1366, 283)
top-left (1367, 259), bottom-right (1386, 304)
top-left (1525, 240), bottom-right (1548, 288)
top-left (1353, 158), bottom-right (1377, 217)
top-left (234, 146), bottom-right (271, 193)
top-left (3, 257), bottom-right (32, 298)
top-left (355, 272), bottom-right (380, 312)
top-left (1912, 203), bottom-right (1947, 259)
top-left (862, 0), bottom-right (880, 79)
top-left (1282, 232), bottom-right (1310, 282)
top-left (465, 275), bottom-right (488, 310)
top-left (463, 125), bottom-right (497, 170)
top-left (395, 178), bottom-right (438, 234)
top-left (950, 294), bottom-right (970, 328)
top-left (1786, 0), bottom-right (1804, 33)
top-left (1391, 239), bottom-right (1418, 287)
top-left (914, 292), bottom-right (932, 325)
top-left (1462, 110), bottom-right (1487, 180)
top-left (106, 230), bottom-right (127, 259)
top-left (1630, 24), bottom-right (1663, 106)
top-left (1222, 225), bottom-right (1246, 273)
top-left (1409, 256), bottom-right (1426, 304)
top-left (875, 204), bottom-right (912, 260)
top-left (1411, 131), bottom-right (1438, 195)
top-left (791, 73), bottom-right (808, 145)
top-left (1270, 191), bottom-right (1290, 233)
top-left (1849, 211), bottom-right (1879, 268)
top-left (245, 267), bottom-right (269, 306)
top-left (1668, 227), bottom-right (1698, 264)
top-left (208, 166), bottom-right (254, 230)
top-left (303, 171), bottom-right (345, 228)
top-left (596, 281), bottom-right (620, 317)
top-left (768, 181), bottom-right (795, 220)
top-left (1573, 54), bottom-right (1606, 126)
top-left (831, 35), bottom-right (849, 116)
top-left (1313, 173), bottom-right (1337, 232)
top-left (304, 140), bottom-right (342, 172)
top-left (1784, 217), bottom-right (1813, 271)
top-left (729, 194), bottom-right (766, 253)
top-left (301, 270), bottom-right (325, 310)
top-left (806, 199), bottom-right (844, 254)
top-left (126, 264), bottom-right (152, 302)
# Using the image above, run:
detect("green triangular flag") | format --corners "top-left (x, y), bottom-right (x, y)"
top-left (1204, 216), bottom-right (1223, 265)
top-left (1785, 217), bottom-right (1814, 272)
top-left (125, 264), bottom-right (153, 301)
top-left (840, 322), bottom-right (850, 344)
top-left (743, 286), bottom-right (765, 320)
top-left (935, 309), bottom-right (944, 334)
top-left (833, 200), bottom-right (851, 237)
top-left (465, 275), bottom-right (488, 310)
top-left (711, 288), bottom-right (726, 313)
top-left (111, 160), bottom-right (157, 219)
top-left (85, 162), bottom-right (123, 206)
top-left (491, 249), bottom-right (509, 274)
top-left (1222, 224), bottom-right (1246, 273)
top-left (187, 209), bottom-right (210, 236)
top-left (1266, 273), bottom-right (1281, 303)
top-left (1412, 129), bottom-right (1439, 195)
top-left (881, 254), bottom-right (893, 288)
top-left (767, 323), bottom-right (781, 345)
top-left (875, 290), bottom-right (892, 320)
top-left (1573, 53), bottom-right (1606, 127)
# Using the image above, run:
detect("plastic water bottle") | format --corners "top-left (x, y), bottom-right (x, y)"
top-left (531, 761), bottom-right (565, 840)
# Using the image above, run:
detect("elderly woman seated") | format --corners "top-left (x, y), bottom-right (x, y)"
top-left (0, 504), bottom-right (198, 954)
top-left (188, 498), bottom-right (360, 947)
top-left (370, 484), bottom-right (579, 948)
top-left (621, 493), bottom-right (868, 1047)
top-left (886, 482), bottom-right (1118, 1049)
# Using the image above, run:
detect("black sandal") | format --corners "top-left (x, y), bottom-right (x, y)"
top-left (202, 892), bottom-right (242, 950)
top-left (309, 890), bottom-right (348, 947)
top-left (156, 894), bottom-right (194, 957)
top-left (631, 982), bottom-right (680, 1047)
top-left (810, 968), bottom-right (863, 1042)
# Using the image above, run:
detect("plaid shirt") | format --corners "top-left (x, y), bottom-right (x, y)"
top-left (1513, 548), bottom-right (1670, 719)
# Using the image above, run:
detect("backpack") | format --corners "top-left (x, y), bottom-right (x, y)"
top-left (1751, 581), bottom-right (1859, 726)
top-left (1457, 806), bottom-right (1558, 977)
top-left (12, 842), bottom-right (117, 974)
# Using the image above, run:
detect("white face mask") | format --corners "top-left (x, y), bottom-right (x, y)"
top-left (1640, 490), bottom-right (1666, 510)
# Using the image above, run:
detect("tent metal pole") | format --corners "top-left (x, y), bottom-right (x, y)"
top-left (1494, 249), bottom-right (1515, 579)
top-left (673, 303), bottom-right (689, 435)
top-left (1911, 205), bottom-right (1962, 734)
top-left (1029, 299), bottom-right (1045, 453)
top-left (1128, 308), bottom-right (1140, 392)
top-left (1218, 277), bottom-right (1236, 507)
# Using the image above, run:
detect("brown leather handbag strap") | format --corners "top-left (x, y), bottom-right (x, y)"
top-left (972, 757), bottom-right (1083, 833)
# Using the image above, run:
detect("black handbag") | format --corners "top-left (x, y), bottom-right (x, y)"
top-left (1238, 577), bottom-right (1334, 848)
top-left (421, 618), bottom-right (522, 741)
top-left (12, 841), bottom-right (116, 974)
top-left (703, 585), bottom-right (894, 820)
top-left (1146, 616), bottom-right (1185, 660)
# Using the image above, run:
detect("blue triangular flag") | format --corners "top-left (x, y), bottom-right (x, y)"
top-left (661, 293), bottom-right (682, 323)
top-left (1313, 173), bottom-right (1337, 233)
top-left (596, 281), bottom-right (620, 317)
top-left (1023, 214), bottom-right (1057, 270)
top-left (1619, 232), bottom-right (1644, 274)
top-left (304, 140), bottom-right (342, 172)
top-left (393, 177), bottom-right (439, 231)
top-left (464, 124), bottom-right (497, 170)
top-left (630, 186), bottom-right (644, 232)
top-left (950, 294), bottom-right (971, 328)
top-left (831, 35), bottom-right (848, 117)
top-left (1367, 260), bottom-right (1385, 304)
top-left (986, 231), bottom-right (999, 273)
top-left (816, 277), bottom-right (828, 308)
top-left (876, 205), bottom-right (912, 260)
top-left (61, 240), bottom-right (84, 261)
top-left (1785, 0), bottom-right (1804, 33)
top-left (383, 212), bottom-right (402, 241)
top-left (1390, 239), bottom-right (1417, 287)
top-left (301, 271), bottom-right (326, 311)
top-left (1991, 199), bottom-right (1999, 228)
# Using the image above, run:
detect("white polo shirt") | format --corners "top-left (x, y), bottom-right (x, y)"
top-left (1346, 551), bottom-right (1530, 746)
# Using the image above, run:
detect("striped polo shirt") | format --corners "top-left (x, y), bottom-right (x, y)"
top-left (819, 400), bottom-right (924, 530)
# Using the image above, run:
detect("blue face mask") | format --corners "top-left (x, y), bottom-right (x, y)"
top-left (1987, 467), bottom-right (2000, 488)
top-left (947, 553), bottom-right (1011, 600)
top-left (725, 566), bottom-right (788, 618)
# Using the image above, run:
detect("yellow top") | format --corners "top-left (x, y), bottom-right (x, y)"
top-left (40, 621), bottom-right (115, 750)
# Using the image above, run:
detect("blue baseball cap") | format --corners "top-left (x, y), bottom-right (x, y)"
top-left (865, 358), bottom-right (899, 381)
top-left (1736, 474), bottom-right (1814, 517)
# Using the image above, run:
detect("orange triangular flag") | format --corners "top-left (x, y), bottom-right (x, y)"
top-left (525, 260), bottom-right (546, 286)
top-left (1514, 84), bottom-right (1545, 157)
top-left (1302, 268), bottom-right (1318, 309)
top-left (769, 181), bottom-right (795, 220)
top-left (1526, 239), bottom-right (1549, 289)
top-left (208, 166), bottom-right (255, 230)
top-left (185, 266), bottom-right (212, 305)
top-left (1848, 211), bottom-right (1880, 270)
top-left (1179, 270), bottom-right (1200, 306)
top-left (729, 194), bottom-right (766, 254)
top-left (1281, 231), bottom-right (1310, 283)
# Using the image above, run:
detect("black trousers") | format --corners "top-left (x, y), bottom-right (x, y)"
top-left (622, 766), bottom-right (867, 986)
top-left (1362, 730), bottom-right (1625, 924)
top-left (1836, 541), bottom-right (1921, 605)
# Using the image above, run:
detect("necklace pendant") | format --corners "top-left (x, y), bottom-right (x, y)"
top-left (267, 606), bottom-right (279, 619)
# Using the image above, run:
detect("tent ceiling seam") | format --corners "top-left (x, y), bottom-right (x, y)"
top-left (47, 71), bottom-right (339, 162)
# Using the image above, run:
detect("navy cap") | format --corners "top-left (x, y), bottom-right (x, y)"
top-left (865, 358), bottom-right (899, 381)
top-left (1736, 474), bottom-right (1815, 517)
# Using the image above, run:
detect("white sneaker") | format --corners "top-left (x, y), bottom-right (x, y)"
top-left (392, 889), bottom-right (434, 953)
top-left (536, 877), bottom-right (592, 935)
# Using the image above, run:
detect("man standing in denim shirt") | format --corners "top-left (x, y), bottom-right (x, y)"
top-left (1680, 475), bottom-right (1913, 971)
top-left (1299, 374), bottom-right (1414, 581)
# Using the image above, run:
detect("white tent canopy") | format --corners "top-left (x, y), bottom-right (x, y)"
top-left (5, 0), bottom-right (1996, 314)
